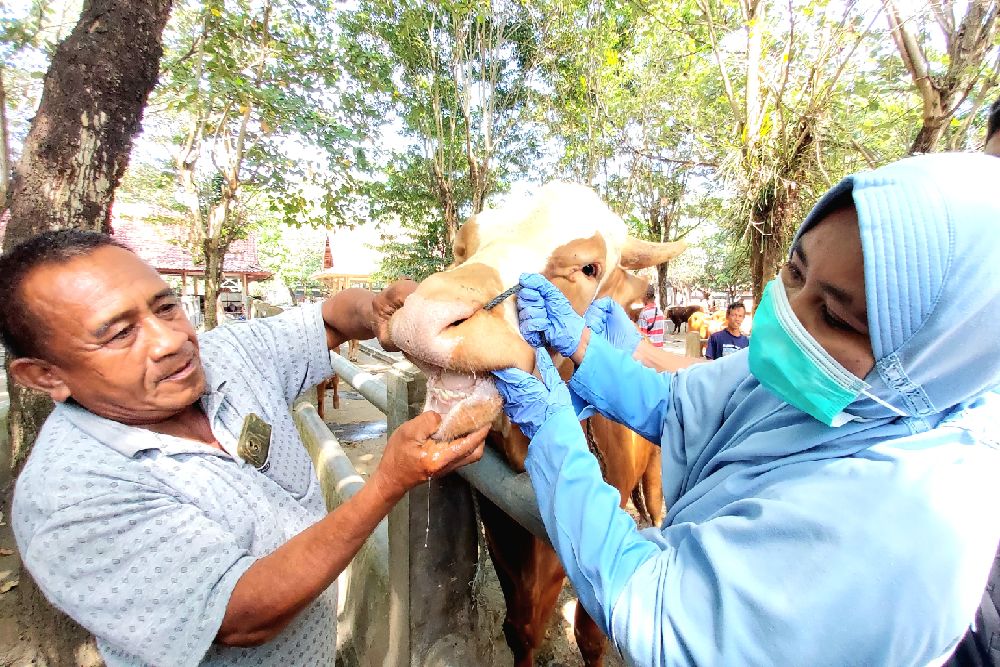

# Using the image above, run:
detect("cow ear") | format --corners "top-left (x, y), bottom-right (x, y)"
top-left (449, 218), bottom-right (481, 269)
top-left (620, 237), bottom-right (686, 270)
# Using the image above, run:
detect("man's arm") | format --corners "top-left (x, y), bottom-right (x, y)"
top-left (216, 411), bottom-right (487, 646)
top-left (321, 280), bottom-right (417, 352)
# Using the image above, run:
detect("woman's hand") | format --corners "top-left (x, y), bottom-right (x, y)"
top-left (585, 297), bottom-right (642, 354)
top-left (492, 348), bottom-right (575, 439)
top-left (516, 273), bottom-right (586, 357)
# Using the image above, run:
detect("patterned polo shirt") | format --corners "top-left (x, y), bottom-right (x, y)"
top-left (12, 303), bottom-right (337, 667)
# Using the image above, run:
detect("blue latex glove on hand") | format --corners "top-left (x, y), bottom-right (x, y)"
top-left (492, 348), bottom-right (575, 440)
top-left (584, 297), bottom-right (642, 354)
top-left (517, 273), bottom-right (585, 357)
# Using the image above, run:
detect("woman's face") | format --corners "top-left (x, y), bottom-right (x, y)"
top-left (780, 205), bottom-right (875, 379)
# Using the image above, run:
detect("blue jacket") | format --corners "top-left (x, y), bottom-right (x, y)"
top-left (524, 154), bottom-right (1000, 666)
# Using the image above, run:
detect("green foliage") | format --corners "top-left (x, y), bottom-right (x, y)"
top-left (367, 153), bottom-right (454, 282)
top-left (1, 0), bottom-right (84, 157)
top-left (152, 0), bottom-right (357, 229)
top-left (255, 218), bottom-right (325, 297)
top-left (337, 0), bottom-right (544, 279)
top-left (691, 228), bottom-right (750, 295)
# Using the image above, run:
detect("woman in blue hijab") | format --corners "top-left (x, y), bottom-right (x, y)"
top-left (492, 153), bottom-right (1000, 666)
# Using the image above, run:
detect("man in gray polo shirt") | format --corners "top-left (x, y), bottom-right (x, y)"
top-left (1, 229), bottom-right (488, 666)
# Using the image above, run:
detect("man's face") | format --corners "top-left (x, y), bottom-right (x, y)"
top-left (726, 307), bottom-right (746, 331)
top-left (18, 246), bottom-right (206, 424)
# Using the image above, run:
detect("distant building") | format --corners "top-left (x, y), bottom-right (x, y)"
top-left (110, 203), bottom-right (272, 296)
top-left (312, 225), bottom-right (383, 293)
top-left (1, 205), bottom-right (272, 293)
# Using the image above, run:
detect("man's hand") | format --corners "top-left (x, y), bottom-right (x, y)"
top-left (372, 280), bottom-right (418, 352)
top-left (585, 297), bottom-right (642, 354)
top-left (516, 273), bottom-right (585, 357)
top-left (371, 411), bottom-right (488, 503)
top-left (492, 348), bottom-right (575, 440)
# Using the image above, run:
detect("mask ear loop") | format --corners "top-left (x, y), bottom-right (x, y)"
top-left (861, 390), bottom-right (910, 418)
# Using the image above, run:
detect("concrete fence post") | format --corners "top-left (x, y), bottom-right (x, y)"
top-left (385, 363), bottom-right (484, 666)
top-left (685, 331), bottom-right (703, 357)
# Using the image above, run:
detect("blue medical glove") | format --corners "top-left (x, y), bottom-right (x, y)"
top-left (585, 297), bottom-right (642, 354)
top-left (516, 273), bottom-right (585, 357)
top-left (491, 348), bottom-right (575, 440)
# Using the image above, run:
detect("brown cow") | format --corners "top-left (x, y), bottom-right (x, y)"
top-left (666, 304), bottom-right (702, 333)
top-left (389, 183), bottom-right (683, 666)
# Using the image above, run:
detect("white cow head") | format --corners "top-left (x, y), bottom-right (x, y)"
top-left (390, 182), bottom-right (685, 439)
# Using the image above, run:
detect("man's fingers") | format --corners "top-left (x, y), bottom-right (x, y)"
top-left (405, 411), bottom-right (443, 440)
top-left (437, 441), bottom-right (486, 476)
top-left (431, 425), bottom-right (488, 464)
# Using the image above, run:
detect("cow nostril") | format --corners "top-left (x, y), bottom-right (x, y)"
top-left (448, 318), bottom-right (468, 329)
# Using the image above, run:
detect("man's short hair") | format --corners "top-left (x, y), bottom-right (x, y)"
top-left (726, 302), bottom-right (746, 316)
top-left (988, 96), bottom-right (1000, 142)
top-left (645, 285), bottom-right (656, 301)
top-left (0, 229), bottom-right (127, 359)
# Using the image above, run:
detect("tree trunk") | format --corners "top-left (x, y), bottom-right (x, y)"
top-left (909, 117), bottom-right (949, 154)
top-left (4, 0), bottom-right (173, 239)
top-left (1, 1), bottom-right (173, 662)
top-left (202, 236), bottom-right (226, 331)
top-left (656, 264), bottom-right (670, 310)
top-left (0, 65), bottom-right (10, 206)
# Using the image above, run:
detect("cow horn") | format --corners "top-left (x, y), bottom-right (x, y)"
top-left (620, 237), bottom-right (687, 270)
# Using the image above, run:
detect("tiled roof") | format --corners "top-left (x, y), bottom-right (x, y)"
top-left (112, 215), bottom-right (271, 277)
top-left (0, 205), bottom-right (269, 279)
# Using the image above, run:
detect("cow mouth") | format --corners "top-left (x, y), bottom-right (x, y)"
top-left (420, 364), bottom-right (503, 441)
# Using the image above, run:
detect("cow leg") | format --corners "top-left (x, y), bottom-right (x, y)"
top-left (574, 603), bottom-right (607, 667)
top-left (331, 373), bottom-right (340, 410)
top-left (479, 493), bottom-right (566, 667)
top-left (348, 338), bottom-right (359, 362)
top-left (316, 379), bottom-right (327, 421)
top-left (642, 447), bottom-right (665, 527)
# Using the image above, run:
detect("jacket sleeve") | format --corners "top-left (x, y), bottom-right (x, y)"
top-left (567, 332), bottom-right (676, 443)
top-left (525, 412), bottom-right (991, 667)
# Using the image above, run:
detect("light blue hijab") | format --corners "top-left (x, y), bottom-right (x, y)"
top-left (791, 151), bottom-right (1000, 428)
top-left (656, 152), bottom-right (1000, 516)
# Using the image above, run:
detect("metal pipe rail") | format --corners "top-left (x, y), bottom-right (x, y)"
top-left (294, 403), bottom-right (389, 573)
top-left (356, 341), bottom-right (401, 366)
top-left (457, 448), bottom-right (549, 543)
top-left (328, 350), bottom-right (549, 545)
top-left (329, 351), bottom-right (389, 414)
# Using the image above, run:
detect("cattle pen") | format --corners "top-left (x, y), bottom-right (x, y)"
top-left (297, 342), bottom-right (553, 666)
top-left (300, 333), bottom-right (704, 665)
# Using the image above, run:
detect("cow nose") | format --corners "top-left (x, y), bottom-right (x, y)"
top-left (390, 292), bottom-right (483, 367)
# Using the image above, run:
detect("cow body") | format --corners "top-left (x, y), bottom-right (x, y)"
top-left (666, 304), bottom-right (702, 333)
top-left (389, 183), bottom-right (684, 665)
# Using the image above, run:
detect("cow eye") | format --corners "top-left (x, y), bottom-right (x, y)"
top-left (581, 263), bottom-right (599, 278)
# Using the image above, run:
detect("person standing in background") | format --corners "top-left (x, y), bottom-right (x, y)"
top-left (704, 302), bottom-right (749, 359)
top-left (637, 285), bottom-right (666, 348)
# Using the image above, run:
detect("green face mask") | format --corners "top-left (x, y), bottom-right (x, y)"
top-left (749, 279), bottom-right (872, 427)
